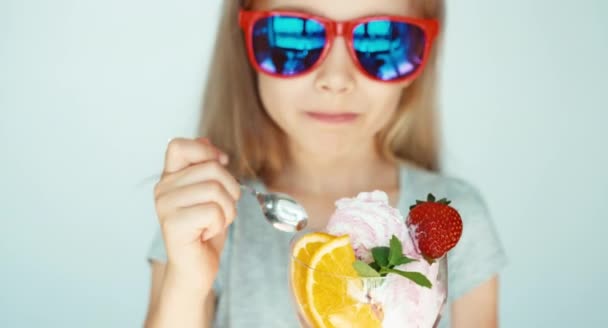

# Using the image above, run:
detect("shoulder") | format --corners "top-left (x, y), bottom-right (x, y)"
top-left (400, 161), bottom-right (487, 212)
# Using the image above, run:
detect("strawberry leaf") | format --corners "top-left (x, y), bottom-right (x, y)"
top-left (371, 247), bottom-right (390, 267)
top-left (427, 193), bottom-right (436, 202)
top-left (353, 260), bottom-right (381, 278)
top-left (410, 200), bottom-right (424, 210)
top-left (388, 235), bottom-right (403, 266)
top-left (423, 256), bottom-right (437, 265)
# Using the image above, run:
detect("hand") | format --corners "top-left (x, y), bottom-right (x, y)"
top-left (153, 137), bottom-right (240, 290)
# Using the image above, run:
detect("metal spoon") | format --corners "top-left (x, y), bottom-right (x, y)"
top-left (240, 184), bottom-right (308, 232)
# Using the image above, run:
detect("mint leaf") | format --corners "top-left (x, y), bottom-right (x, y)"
top-left (370, 262), bottom-right (381, 272)
top-left (388, 235), bottom-right (403, 266)
top-left (371, 247), bottom-right (390, 267)
top-left (353, 260), bottom-right (381, 278)
top-left (386, 269), bottom-right (433, 288)
top-left (393, 256), bottom-right (416, 266)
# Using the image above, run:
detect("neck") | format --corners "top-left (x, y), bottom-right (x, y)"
top-left (273, 139), bottom-right (399, 195)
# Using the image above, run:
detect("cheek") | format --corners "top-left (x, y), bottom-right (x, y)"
top-left (257, 74), bottom-right (303, 127)
top-left (258, 74), bottom-right (285, 118)
top-left (365, 83), bottom-right (407, 127)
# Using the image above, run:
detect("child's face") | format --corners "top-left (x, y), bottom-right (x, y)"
top-left (253, 0), bottom-right (422, 158)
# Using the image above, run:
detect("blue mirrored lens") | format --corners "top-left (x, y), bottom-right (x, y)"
top-left (353, 20), bottom-right (426, 81)
top-left (252, 16), bottom-right (326, 76)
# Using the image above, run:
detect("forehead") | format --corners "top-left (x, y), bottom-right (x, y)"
top-left (251, 0), bottom-right (422, 20)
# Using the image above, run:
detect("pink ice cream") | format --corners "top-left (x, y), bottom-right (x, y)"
top-left (373, 261), bottom-right (447, 328)
top-left (325, 191), bottom-right (447, 328)
top-left (325, 191), bottom-right (419, 262)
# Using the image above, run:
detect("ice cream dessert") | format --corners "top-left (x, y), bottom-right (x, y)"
top-left (290, 191), bottom-right (463, 328)
top-left (325, 191), bottom-right (417, 262)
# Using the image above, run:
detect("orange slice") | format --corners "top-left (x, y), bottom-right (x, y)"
top-left (305, 235), bottom-right (382, 328)
top-left (291, 232), bottom-right (335, 324)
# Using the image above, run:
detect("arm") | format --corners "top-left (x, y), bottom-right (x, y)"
top-left (452, 275), bottom-right (500, 328)
top-left (144, 138), bottom-right (238, 328)
top-left (144, 261), bottom-right (216, 328)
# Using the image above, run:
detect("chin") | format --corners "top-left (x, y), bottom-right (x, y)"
top-left (292, 131), bottom-right (371, 158)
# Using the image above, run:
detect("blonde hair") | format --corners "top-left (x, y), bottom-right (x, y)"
top-left (198, 0), bottom-right (445, 182)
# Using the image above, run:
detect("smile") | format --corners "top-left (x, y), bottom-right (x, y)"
top-left (305, 112), bottom-right (360, 124)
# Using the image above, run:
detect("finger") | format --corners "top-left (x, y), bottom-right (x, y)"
top-left (197, 138), bottom-right (229, 165)
top-left (207, 228), bottom-right (229, 255)
top-left (164, 203), bottom-right (226, 242)
top-left (156, 181), bottom-right (237, 227)
top-left (156, 161), bottom-right (241, 200)
top-left (163, 138), bottom-right (221, 174)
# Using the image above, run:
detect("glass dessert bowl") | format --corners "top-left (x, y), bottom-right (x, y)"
top-left (288, 191), bottom-right (461, 328)
top-left (289, 231), bottom-right (447, 328)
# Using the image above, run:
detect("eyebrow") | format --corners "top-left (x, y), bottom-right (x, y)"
top-left (267, 5), bottom-right (326, 17)
top-left (262, 6), bottom-right (408, 22)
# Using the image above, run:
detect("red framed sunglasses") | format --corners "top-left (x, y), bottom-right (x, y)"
top-left (238, 9), bottom-right (440, 83)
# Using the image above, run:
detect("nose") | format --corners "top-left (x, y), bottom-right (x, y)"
top-left (314, 38), bottom-right (356, 94)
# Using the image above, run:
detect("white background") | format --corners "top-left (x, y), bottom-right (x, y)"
top-left (1, 0), bottom-right (607, 327)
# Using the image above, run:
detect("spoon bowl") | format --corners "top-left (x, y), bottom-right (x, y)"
top-left (242, 185), bottom-right (308, 232)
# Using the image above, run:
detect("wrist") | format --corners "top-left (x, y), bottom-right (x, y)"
top-left (163, 263), bottom-right (213, 293)
top-left (149, 267), bottom-right (210, 328)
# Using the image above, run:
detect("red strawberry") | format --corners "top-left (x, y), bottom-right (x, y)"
top-left (406, 193), bottom-right (463, 260)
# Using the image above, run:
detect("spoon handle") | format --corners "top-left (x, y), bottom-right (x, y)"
top-left (239, 183), bottom-right (268, 216)
top-left (240, 183), bottom-right (259, 196)
top-left (237, 180), bottom-right (263, 198)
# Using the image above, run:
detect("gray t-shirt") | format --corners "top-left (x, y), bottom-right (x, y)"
top-left (147, 163), bottom-right (508, 327)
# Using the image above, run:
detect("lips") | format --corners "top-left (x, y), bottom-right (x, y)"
top-left (305, 111), bottom-right (359, 123)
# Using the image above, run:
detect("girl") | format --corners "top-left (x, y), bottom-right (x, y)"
top-left (145, 0), bottom-right (507, 327)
